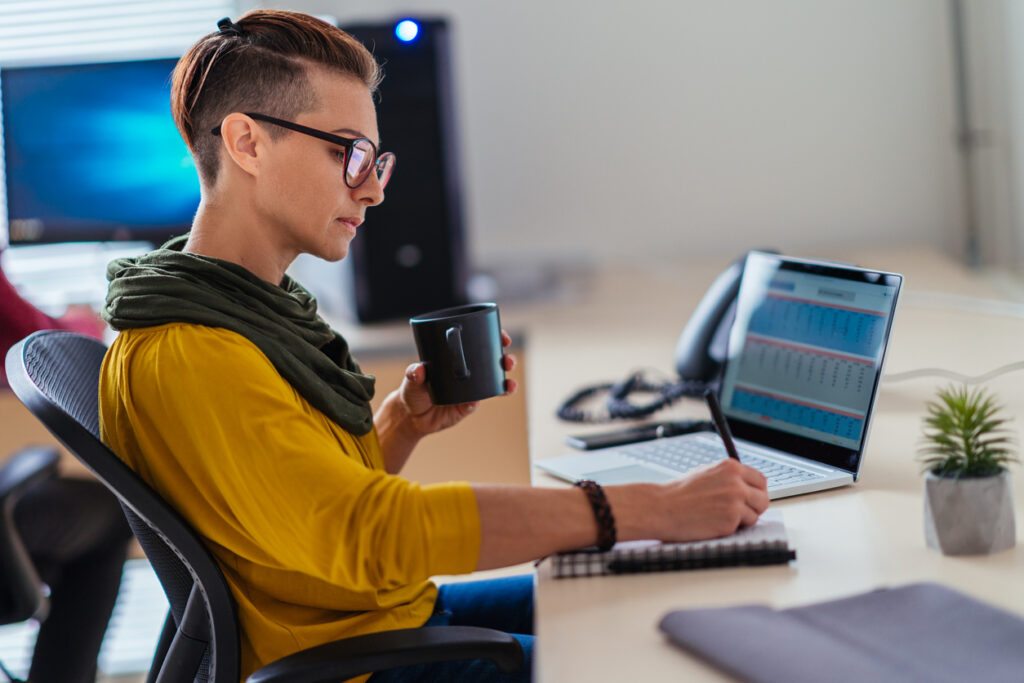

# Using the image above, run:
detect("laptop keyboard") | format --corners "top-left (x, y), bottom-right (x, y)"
top-left (623, 436), bottom-right (824, 488)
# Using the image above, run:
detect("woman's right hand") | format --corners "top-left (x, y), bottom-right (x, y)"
top-left (609, 458), bottom-right (770, 543)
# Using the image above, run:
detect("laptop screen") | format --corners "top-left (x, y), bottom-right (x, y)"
top-left (719, 252), bottom-right (902, 475)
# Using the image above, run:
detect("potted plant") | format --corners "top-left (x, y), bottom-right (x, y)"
top-left (919, 385), bottom-right (1018, 555)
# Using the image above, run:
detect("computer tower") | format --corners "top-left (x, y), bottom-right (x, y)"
top-left (341, 18), bottom-right (468, 322)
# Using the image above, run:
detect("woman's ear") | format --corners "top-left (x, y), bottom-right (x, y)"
top-left (217, 113), bottom-right (262, 177)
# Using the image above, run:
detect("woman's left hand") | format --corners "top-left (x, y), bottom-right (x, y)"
top-left (399, 330), bottom-right (518, 436)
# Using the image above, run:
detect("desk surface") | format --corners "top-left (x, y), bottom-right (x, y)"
top-left (516, 247), bottom-right (1024, 681)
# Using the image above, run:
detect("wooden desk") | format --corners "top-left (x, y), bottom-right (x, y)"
top-left (518, 248), bottom-right (1024, 681)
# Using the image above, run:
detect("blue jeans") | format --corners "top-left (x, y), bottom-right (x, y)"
top-left (368, 574), bottom-right (534, 682)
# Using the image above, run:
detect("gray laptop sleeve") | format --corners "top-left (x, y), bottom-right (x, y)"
top-left (659, 582), bottom-right (1024, 682)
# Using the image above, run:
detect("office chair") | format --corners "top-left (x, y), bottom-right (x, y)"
top-left (0, 446), bottom-right (58, 627)
top-left (5, 331), bottom-right (524, 683)
top-left (0, 446), bottom-right (59, 683)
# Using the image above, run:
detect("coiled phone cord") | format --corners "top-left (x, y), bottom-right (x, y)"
top-left (556, 370), bottom-right (715, 423)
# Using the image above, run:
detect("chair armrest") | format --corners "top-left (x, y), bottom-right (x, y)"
top-left (0, 447), bottom-right (60, 503)
top-left (0, 446), bottom-right (60, 625)
top-left (246, 625), bottom-right (524, 683)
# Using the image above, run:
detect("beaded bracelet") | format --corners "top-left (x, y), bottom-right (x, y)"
top-left (574, 479), bottom-right (617, 551)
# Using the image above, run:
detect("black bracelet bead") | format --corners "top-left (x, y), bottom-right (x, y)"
top-left (574, 479), bottom-right (617, 551)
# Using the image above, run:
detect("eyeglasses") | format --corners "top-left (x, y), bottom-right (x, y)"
top-left (211, 112), bottom-right (396, 189)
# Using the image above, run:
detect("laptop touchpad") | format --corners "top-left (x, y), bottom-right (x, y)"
top-left (584, 465), bottom-right (676, 485)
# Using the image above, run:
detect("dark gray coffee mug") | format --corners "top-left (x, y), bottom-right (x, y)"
top-left (409, 302), bottom-right (506, 405)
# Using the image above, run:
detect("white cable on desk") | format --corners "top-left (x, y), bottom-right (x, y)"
top-left (885, 360), bottom-right (1024, 384)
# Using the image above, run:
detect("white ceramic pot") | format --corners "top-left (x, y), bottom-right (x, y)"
top-left (923, 469), bottom-right (1016, 555)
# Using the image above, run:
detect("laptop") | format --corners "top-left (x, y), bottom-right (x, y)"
top-left (537, 251), bottom-right (903, 499)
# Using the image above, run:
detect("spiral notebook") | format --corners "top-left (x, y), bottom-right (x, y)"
top-left (551, 510), bottom-right (794, 578)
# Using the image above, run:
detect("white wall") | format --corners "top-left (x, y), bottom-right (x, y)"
top-left (250, 1), bottom-right (964, 267)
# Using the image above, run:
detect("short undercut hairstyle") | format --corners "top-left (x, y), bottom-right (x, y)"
top-left (171, 10), bottom-right (382, 185)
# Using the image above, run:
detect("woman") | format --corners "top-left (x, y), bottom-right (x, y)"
top-left (99, 10), bottom-right (769, 681)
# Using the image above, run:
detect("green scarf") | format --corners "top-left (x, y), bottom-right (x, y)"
top-left (102, 237), bottom-right (376, 435)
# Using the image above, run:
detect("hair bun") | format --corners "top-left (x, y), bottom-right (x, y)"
top-left (217, 17), bottom-right (244, 36)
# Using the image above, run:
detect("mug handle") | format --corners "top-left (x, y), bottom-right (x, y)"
top-left (445, 325), bottom-right (471, 380)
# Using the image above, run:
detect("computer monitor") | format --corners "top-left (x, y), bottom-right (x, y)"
top-left (1, 57), bottom-right (199, 245)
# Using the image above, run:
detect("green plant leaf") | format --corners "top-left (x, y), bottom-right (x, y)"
top-left (917, 384), bottom-right (1018, 476)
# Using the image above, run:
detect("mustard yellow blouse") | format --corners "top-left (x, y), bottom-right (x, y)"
top-left (99, 323), bottom-right (481, 680)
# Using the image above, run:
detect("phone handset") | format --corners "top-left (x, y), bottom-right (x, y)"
top-left (673, 256), bottom-right (745, 384)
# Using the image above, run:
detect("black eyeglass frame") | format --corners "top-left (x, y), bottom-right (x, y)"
top-left (210, 112), bottom-right (394, 189)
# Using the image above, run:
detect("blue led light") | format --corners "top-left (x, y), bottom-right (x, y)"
top-left (395, 19), bottom-right (419, 42)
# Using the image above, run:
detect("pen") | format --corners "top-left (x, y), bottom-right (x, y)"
top-left (703, 389), bottom-right (741, 461)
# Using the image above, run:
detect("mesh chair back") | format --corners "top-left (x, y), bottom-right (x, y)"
top-left (4, 331), bottom-right (239, 682)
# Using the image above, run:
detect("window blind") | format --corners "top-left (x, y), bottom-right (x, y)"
top-left (0, 0), bottom-right (236, 67)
